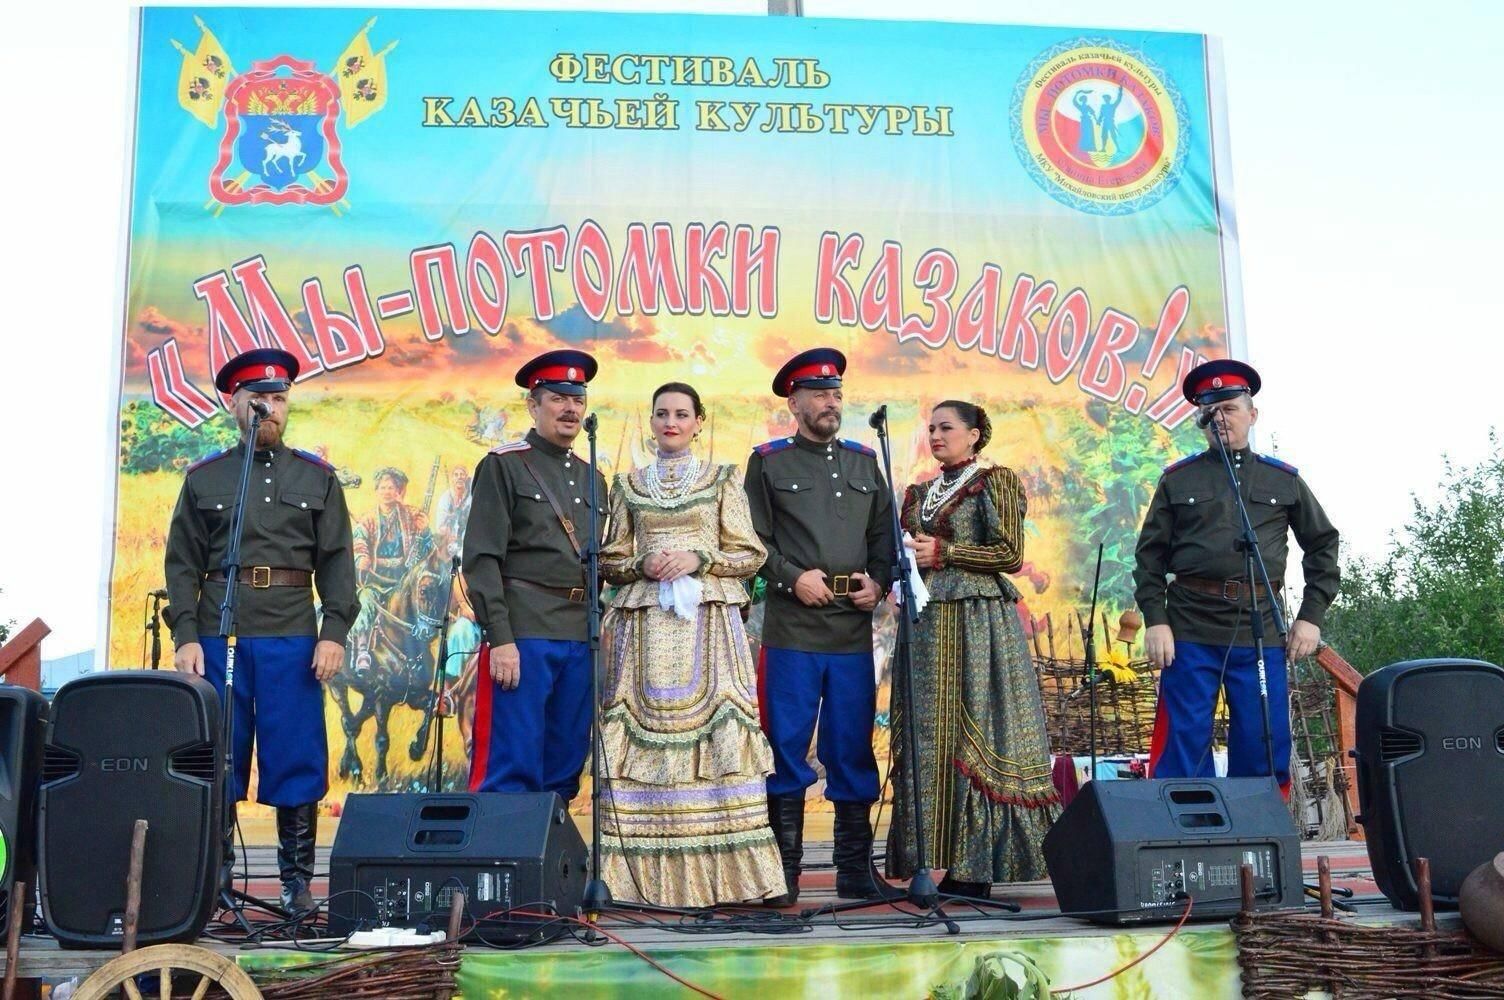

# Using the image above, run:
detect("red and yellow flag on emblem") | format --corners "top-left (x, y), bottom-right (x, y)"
top-left (334, 18), bottom-right (398, 129)
top-left (170, 16), bottom-right (235, 128)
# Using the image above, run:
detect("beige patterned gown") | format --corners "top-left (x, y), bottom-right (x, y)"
top-left (886, 461), bottom-right (1061, 884)
top-left (598, 457), bottom-right (787, 907)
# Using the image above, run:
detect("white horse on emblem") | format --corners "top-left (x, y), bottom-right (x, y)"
top-left (259, 117), bottom-right (306, 175)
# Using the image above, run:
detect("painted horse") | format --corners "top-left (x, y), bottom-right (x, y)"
top-left (330, 539), bottom-right (452, 787)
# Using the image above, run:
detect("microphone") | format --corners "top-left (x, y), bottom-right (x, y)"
top-left (583, 413), bottom-right (598, 434)
top-left (248, 399), bottom-right (270, 418)
top-left (1196, 407), bottom-right (1218, 429)
top-left (868, 404), bottom-right (888, 430)
top-left (148, 589), bottom-right (169, 599)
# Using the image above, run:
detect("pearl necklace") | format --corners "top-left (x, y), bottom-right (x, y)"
top-left (640, 452), bottom-right (702, 506)
top-left (920, 462), bottom-right (982, 523)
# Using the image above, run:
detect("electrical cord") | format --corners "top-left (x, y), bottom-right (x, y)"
top-left (1050, 895), bottom-right (1194, 994)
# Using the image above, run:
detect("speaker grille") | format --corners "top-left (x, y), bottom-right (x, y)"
top-left (41, 746), bottom-right (81, 784)
top-left (1380, 728), bottom-right (1424, 762)
top-left (169, 743), bottom-right (218, 782)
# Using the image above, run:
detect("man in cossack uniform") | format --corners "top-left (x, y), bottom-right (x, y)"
top-left (1134, 359), bottom-right (1340, 793)
top-left (164, 348), bottom-right (358, 913)
top-left (745, 347), bottom-right (902, 905)
top-left (462, 350), bottom-right (607, 801)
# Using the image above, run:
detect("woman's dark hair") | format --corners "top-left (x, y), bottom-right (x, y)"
top-left (932, 399), bottom-right (992, 453)
top-left (651, 381), bottom-right (706, 420)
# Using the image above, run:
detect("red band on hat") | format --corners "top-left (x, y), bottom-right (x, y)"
top-left (784, 361), bottom-right (840, 393)
top-left (527, 364), bottom-right (586, 389)
top-left (226, 362), bottom-right (290, 393)
top-left (1191, 372), bottom-right (1249, 397)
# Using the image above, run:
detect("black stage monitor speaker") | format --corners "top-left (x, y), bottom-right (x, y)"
top-left (0, 688), bottom-right (46, 937)
top-left (39, 670), bottom-right (223, 948)
top-left (328, 792), bottom-right (587, 942)
top-left (1043, 777), bottom-right (1303, 924)
top-left (1354, 658), bottom-right (1504, 910)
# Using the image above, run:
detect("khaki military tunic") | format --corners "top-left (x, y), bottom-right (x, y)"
top-left (1133, 448), bottom-right (1340, 647)
top-left (744, 434), bottom-right (895, 655)
top-left (163, 443), bottom-right (359, 644)
top-left (463, 429), bottom-right (608, 648)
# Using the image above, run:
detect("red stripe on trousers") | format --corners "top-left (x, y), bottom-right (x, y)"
top-left (468, 644), bottom-right (493, 792)
top-left (756, 644), bottom-right (771, 736)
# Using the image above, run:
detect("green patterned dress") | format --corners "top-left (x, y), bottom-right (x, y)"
top-left (886, 460), bottom-right (1060, 884)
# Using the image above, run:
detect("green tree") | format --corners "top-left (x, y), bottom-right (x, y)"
top-left (0, 587), bottom-right (14, 645)
top-left (1324, 434), bottom-right (1504, 672)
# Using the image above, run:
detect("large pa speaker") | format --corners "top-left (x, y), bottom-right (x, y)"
top-left (39, 671), bottom-right (223, 948)
top-left (1354, 658), bottom-right (1504, 910)
top-left (328, 792), bottom-right (587, 942)
top-left (1043, 777), bottom-right (1303, 924)
top-left (0, 688), bottom-right (46, 938)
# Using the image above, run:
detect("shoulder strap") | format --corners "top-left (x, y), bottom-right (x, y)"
top-left (519, 453), bottom-right (582, 558)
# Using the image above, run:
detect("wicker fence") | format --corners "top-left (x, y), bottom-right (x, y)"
top-left (1030, 611), bottom-right (1356, 839)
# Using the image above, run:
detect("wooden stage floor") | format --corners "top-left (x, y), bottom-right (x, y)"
top-left (1, 836), bottom-right (1450, 985)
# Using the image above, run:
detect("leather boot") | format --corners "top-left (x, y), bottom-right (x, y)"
top-left (833, 801), bottom-right (905, 901)
top-left (276, 804), bottom-right (318, 914)
top-left (763, 794), bottom-right (805, 907)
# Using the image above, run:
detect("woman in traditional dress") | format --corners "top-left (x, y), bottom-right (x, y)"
top-left (597, 382), bottom-right (787, 907)
top-left (886, 400), bottom-right (1060, 900)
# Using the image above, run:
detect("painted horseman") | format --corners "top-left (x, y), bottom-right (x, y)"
top-left (351, 467), bottom-right (433, 613)
top-left (333, 467), bottom-right (440, 785)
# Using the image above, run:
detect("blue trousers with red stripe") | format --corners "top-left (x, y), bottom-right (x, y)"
top-left (468, 638), bottom-right (592, 801)
top-left (759, 646), bottom-right (880, 803)
top-left (1150, 639), bottom-right (1291, 788)
top-left (200, 635), bottom-right (328, 806)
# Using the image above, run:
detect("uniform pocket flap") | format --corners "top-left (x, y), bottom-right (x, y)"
top-left (195, 493), bottom-right (238, 512)
top-left (281, 491), bottom-right (326, 511)
top-left (772, 477), bottom-right (814, 494)
top-left (1252, 491), bottom-right (1294, 507)
top-left (847, 478), bottom-right (878, 494)
top-left (1170, 491), bottom-right (1213, 506)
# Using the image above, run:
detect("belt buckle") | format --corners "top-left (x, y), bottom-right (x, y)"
top-left (831, 574), bottom-right (850, 597)
top-left (251, 566), bottom-right (272, 589)
top-left (1221, 580), bottom-right (1241, 601)
top-left (568, 587), bottom-right (586, 603)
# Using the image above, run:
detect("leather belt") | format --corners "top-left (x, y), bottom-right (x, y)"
top-left (1173, 575), bottom-right (1282, 602)
top-left (503, 577), bottom-right (587, 603)
top-left (206, 567), bottom-right (311, 589)
top-left (783, 572), bottom-right (860, 597)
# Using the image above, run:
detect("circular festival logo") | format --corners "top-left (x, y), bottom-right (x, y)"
top-left (1010, 39), bottom-right (1190, 216)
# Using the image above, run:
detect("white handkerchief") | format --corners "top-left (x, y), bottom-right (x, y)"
top-left (891, 532), bottom-right (930, 615)
top-left (659, 575), bottom-right (703, 621)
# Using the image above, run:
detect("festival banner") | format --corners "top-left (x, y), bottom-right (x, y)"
top-left (111, 8), bottom-right (1241, 799)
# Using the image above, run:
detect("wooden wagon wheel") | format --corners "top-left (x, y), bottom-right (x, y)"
top-left (73, 942), bottom-right (262, 1000)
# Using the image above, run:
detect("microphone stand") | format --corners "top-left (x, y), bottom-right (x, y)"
top-left (580, 412), bottom-right (611, 921)
top-left (425, 556), bottom-right (462, 793)
top-left (576, 415), bottom-right (690, 929)
top-left (145, 592), bottom-right (166, 669)
top-left (873, 405), bottom-right (939, 911)
top-left (215, 410), bottom-right (291, 931)
top-left (1083, 544), bottom-right (1104, 779)
top-left (807, 405), bottom-right (1003, 924)
top-left (1205, 407), bottom-right (1287, 785)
